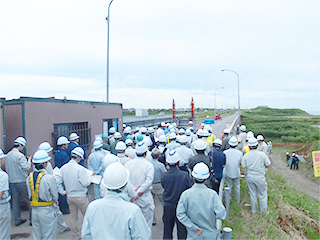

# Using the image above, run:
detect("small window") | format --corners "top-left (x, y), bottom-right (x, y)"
top-left (52, 122), bottom-right (91, 150)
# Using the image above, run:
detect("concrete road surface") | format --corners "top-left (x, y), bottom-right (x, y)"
top-left (9, 113), bottom-right (238, 240)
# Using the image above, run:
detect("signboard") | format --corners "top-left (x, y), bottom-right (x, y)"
top-left (312, 151), bottom-right (320, 177)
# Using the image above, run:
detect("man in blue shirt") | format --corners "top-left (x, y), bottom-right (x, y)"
top-left (286, 152), bottom-right (290, 167)
top-left (290, 153), bottom-right (297, 169)
top-left (161, 150), bottom-right (191, 240)
top-left (66, 133), bottom-right (86, 167)
top-left (54, 136), bottom-right (70, 214)
top-left (208, 139), bottom-right (226, 194)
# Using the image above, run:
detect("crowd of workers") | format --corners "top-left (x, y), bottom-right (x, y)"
top-left (0, 120), bottom-right (273, 240)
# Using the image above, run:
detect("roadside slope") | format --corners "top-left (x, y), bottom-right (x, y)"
top-left (269, 150), bottom-right (320, 200)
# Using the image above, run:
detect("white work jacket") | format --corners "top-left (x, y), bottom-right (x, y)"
top-left (177, 184), bottom-right (226, 240)
top-left (223, 148), bottom-right (243, 179)
top-left (82, 190), bottom-right (151, 240)
top-left (55, 160), bottom-right (92, 197)
top-left (125, 156), bottom-right (154, 208)
top-left (4, 148), bottom-right (31, 183)
top-left (175, 145), bottom-right (194, 167)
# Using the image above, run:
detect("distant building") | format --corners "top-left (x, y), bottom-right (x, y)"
top-left (3, 97), bottom-right (122, 158)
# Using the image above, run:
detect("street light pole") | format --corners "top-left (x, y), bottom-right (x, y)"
top-left (221, 69), bottom-right (240, 124)
top-left (106, 0), bottom-right (114, 103)
top-left (214, 87), bottom-right (224, 117)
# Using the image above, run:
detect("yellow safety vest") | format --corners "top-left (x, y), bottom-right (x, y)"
top-left (208, 134), bottom-right (214, 142)
top-left (28, 172), bottom-right (54, 207)
top-left (204, 138), bottom-right (211, 147)
top-left (244, 145), bottom-right (251, 154)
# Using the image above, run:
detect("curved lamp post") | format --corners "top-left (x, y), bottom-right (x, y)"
top-left (221, 69), bottom-right (240, 124)
top-left (214, 87), bottom-right (224, 117)
top-left (106, 0), bottom-right (114, 103)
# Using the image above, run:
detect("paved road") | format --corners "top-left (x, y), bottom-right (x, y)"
top-left (10, 113), bottom-right (238, 240)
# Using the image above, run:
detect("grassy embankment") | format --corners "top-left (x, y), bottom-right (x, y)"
top-left (223, 107), bottom-right (320, 239)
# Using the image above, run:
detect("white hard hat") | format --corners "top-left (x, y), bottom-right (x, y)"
top-left (194, 139), bottom-right (207, 150)
top-left (95, 136), bottom-right (103, 142)
top-left (168, 125), bottom-right (173, 130)
top-left (115, 141), bottom-right (126, 151)
top-left (125, 138), bottom-right (133, 145)
top-left (0, 149), bottom-right (6, 158)
top-left (240, 125), bottom-right (246, 131)
top-left (140, 127), bottom-right (147, 134)
top-left (204, 125), bottom-right (211, 131)
top-left (172, 123), bottom-right (177, 127)
top-left (14, 137), bottom-right (26, 146)
top-left (103, 154), bottom-right (119, 169)
top-left (213, 138), bottom-right (222, 146)
top-left (114, 132), bottom-right (122, 139)
top-left (147, 127), bottom-right (154, 133)
top-left (203, 130), bottom-right (210, 137)
top-left (169, 133), bottom-right (177, 140)
top-left (286, 152), bottom-right (289, 155)
top-left (192, 162), bottom-right (209, 179)
top-left (185, 129), bottom-right (191, 136)
top-left (158, 135), bottom-right (167, 143)
top-left (71, 147), bottom-right (84, 159)
top-left (228, 137), bottom-right (238, 146)
top-left (38, 142), bottom-right (53, 152)
top-left (166, 150), bottom-right (180, 164)
top-left (135, 141), bottom-right (148, 154)
top-left (248, 137), bottom-right (258, 147)
top-left (223, 129), bottom-right (230, 134)
top-left (178, 128), bottom-right (185, 134)
top-left (169, 128), bottom-right (175, 133)
top-left (179, 135), bottom-right (188, 143)
top-left (93, 140), bottom-right (103, 150)
top-left (292, 153), bottom-right (295, 156)
top-left (257, 135), bottom-right (264, 141)
top-left (188, 121), bottom-right (193, 125)
top-left (135, 127), bottom-right (140, 132)
top-left (69, 133), bottom-right (79, 141)
top-left (102, 162), bottom-right (130, 190)
top-left (161, 122), bottom-right (166, 127)
top-left (246, 132), bottom-right (254, 140)
top-left (123, 127), bottom-right (130, 134)
top-left (126, 126), bottom-right (132, 132)
top-left (123, 124), bottom-right (126, 128)
top-left (197, 129), bottom-right (204, 136)
top-left (109, 127), bottom-right (116, 133)
top-left (57, 136), bottom-right (70, 145)
top-left (33, 150), bottom-right (51, 164)
top-left (201, 123), bottom-right (205, 127)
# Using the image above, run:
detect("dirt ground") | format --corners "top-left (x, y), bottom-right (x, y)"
top-left (269, 148), bottom-right (320, 201)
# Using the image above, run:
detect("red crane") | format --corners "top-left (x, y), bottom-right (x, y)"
top-left (173, 99), bottom-right (176, 119)
top-left (191, 97), bottom-right (194, 119)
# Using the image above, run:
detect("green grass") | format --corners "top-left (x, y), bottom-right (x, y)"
top-left (241, 107), bottom-right (320, 143)
top-left (223, 170), bottom-right (320, 239)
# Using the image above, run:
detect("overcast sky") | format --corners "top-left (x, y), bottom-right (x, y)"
top-left (0, 0), bottom-right (319, 114)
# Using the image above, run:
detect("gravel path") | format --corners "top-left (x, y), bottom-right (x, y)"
top-left (269, 150), bottom-right (320, 200)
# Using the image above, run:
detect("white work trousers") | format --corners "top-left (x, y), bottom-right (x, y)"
top-left (246, 176), bottom-right (268, 214)
top-left (0, 202), bottom-right (11, 240)
top-left (226, 177), bottom-right (241, 204)
top-left (32, 206), bottom-right (57, 240)
top-left (134, 190), bottom-right (155, 230)
top-left (53, 203), bottom-right (69, 233)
